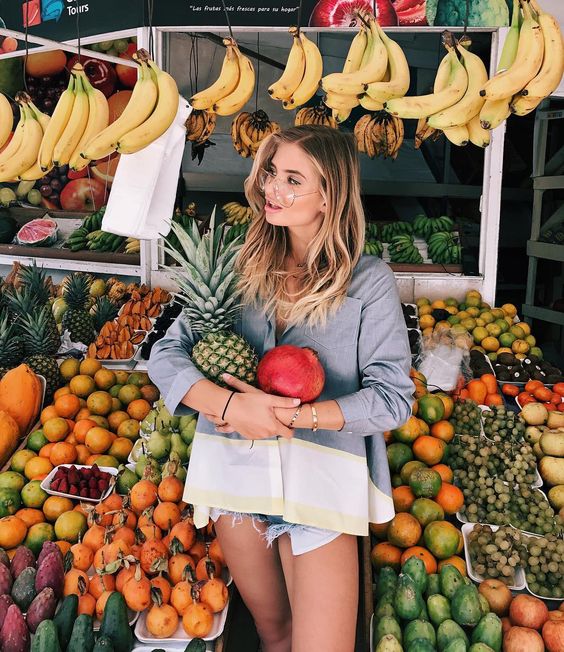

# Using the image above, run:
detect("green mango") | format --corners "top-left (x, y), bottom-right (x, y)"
top-left (437, 620), bottom-right (470, 651)
top-left (471, 613), bottom-right (502, 652)
top-left (376, 567), bottom-right (398, 599)
top-left (394, 574), bottom-right (424, 621)
top-left (428, 593), bottom-right (451, 627)
top-left (402, 556), bottom-right (428, 594)
top-left (451, 585), bottom-right (482, 627)
top-left (426, 573), bottom-right (441, 598)
top-left (375, 634), bottom-right (402, 652)
top-left (170, 433), bottom-right (189, 464)
top-left (440, 564), bottom-right (465, 600)
top-left (373, 616), bottom-right (402, 648)
top-left (404, 619), bottom-right (436, 649)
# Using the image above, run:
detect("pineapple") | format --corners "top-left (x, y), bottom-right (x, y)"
top-left (61, 273), bottom-right (95, 345)
top-left (164, 215), bottom-right (257, 384)
top-left (16, 263), bottom-right (60, 345)
top-left (20, 306), bottom-right (62, 402)
top-left (92, 296), bottom-right (119, 332)
top-left (0, 310), bottom-right (24, 371)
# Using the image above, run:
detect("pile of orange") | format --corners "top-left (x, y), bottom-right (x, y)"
top-left (64, 475), bottom-right (228, 638)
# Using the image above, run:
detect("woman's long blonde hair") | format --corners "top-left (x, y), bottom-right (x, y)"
top-left (236, 125), bottom-right (365, 327)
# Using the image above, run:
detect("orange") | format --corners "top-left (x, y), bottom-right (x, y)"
top-left (24, 456), bottom-right (53, 481)
top-left (94, 368), bottom-right (117, 390)
top-left (69, 375), bottom-right (96, 398)
top-left (39, 443), bottom-right (56, 459)
top-left (435, 394), bottom-right (454, 419)
top-left (86, 454), bottom-right (101, 465)
top-left (15, 508), bottom-right (45, 528)
top-left (86, 391), bottom-right (113, 416)
top-left (43, 417), bottom-right (70, 443)
top-left (438, 555), bottom-right (467, 576)
top-left (85, 427), bottom-right (114, 454)
top-left (75, 445), bottom-right (90, 465)
top-left (413, 435), bottom-right (447, 465)
top-left (40, 406), bottom-right (59, 425)
top-left (127, 399), bottom-right (151, 421)
top-left (111, 398), bottom-right (122, 412)
top-left (53, 386), bottom-right (72, 400)
top-left (419, 314), bottom-right (436, 330)
top-left (49, 441), bottom-right (77, 466)
top-left (65, 433), bottom-right (78, 445)
top-left (107, 437), bottom-right (133, 463)
top-left (43, 496), bottom-right (74, 522)
top-left (73, 419), bottom-right (97, 444)
top-left (435, 483), bottom-right (464, 515)
top-left (54, 394), bottom-right (81, 419)
top-left (117, 419), bottom-right (140, 440)
top-left (431, 464), bottom-right (454, 484)
top-left (387, 512), bottom-right (422, 549)
top-left (96, 590), bottom-right (113, 621)
top-left (107, 411), bottom-right (130, 432)
top-left (75, 408), bottom-right (92, 421)
top-left (79, 359), bottom-right (102, 377)
top-left (430, 420), bottom-right (455, 443)
top-left (400, 546), bottom-right (438, 574)
top-left (370, 542), bottom-right (402, 571)
top-left (392, 486), bottom-right (416, 513)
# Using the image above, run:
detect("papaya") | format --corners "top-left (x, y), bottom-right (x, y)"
top-left (439, 564), bottom-right (465, 599)
top-left (373, 616), bottom-right (402, 647)
top-left (0, 365), bottom-right (42, 436)
top-left (31, 619), bottom-right (61, 652)
top-left (394, 574), bottom-right (423, 621)
top-left (404, 619), bottom-right (436, 648)
top-left (67, 614), bottom-right (95, 652)
top-left (402, 556), bottom-right (428, 594)
top-left (426, 573), bottom-right (441, 598)
top-left (407, 640), bottom-right (435, 652)
top-left (428, 593), bottom-right (452, 627)
top-left (0, 412), bottom-right (20, 468)
top-left (444, 640), bottom-right (469, 652)
top-left (451, 585), bottom-right (482, 627)
top-left (468, 645), bottom-right (494, 652)
top-left (471, 613), bottom-right (502, 652)
top-left (53, 594), bottom-right (78, 650)
top-left (98, 592), bottom-right (133, 652)
top-left (437, 619), bottom-right (470, 651)
top-left (376, 567), bottom-right (398, 599)
top-left (375, 634), bottom-right (402, 652)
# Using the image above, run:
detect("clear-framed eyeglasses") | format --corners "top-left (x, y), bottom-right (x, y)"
top-left (258, 169), bottom-right (319, 209)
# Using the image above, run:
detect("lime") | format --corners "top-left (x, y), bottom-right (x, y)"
top-left (0, 471), bottom-right (26, 492)
top-left (21, 479), bottom-right (48, 509)
top-left (25, 522), bottom-right (55, 557)
top-left (10, 449), bottom-right (37, 474)
top-left (27, 429), bottom-right (48, 453)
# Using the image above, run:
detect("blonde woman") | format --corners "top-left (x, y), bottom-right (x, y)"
top-left (149, 126), bottom-right (413, 651)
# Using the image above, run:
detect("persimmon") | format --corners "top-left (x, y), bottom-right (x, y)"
top-left (200, 576), bottom-right (228, 613)
top-left (77, 592), bottom-right (96, 616)
top-left (140, 539), bottom-right (169, 576)
top-left (70, 542), bottom-right (94, 572)
top-left (89, 572), bottom-right (115, 600)
top-left (208, 538), bottom-right (225, 567)
top-left (182, 600), bottom-right (213, 638)
top-left (146, 596), bottom-right (179, 638)
top-left (196, 555), bottom-right (222, 582)
top-left (123, 573), bottom-right (152, 611)
top-left (169, 521), bottom-right (196, 552)
top-left (112, 526), bottom-right (135, 547)
top-left (64, 568), bottom-right (90, 596)
top-left (137, 508), bottom-right (155, 529)
top-left (171, 581), bottom-right (192, 616)
top-left (190, 540), bottom-right (207, 565)
top-left (102, 493), bottom-right (123, 511)
top-left (168, 553), bottom-right (196, 586)
top-left (96, 590), bottom-right (113, 620)
top-left (153, 502), bottom-right (182, 532)
top-left (138, 524), bottom-right (163, 541)
top-left (112, 508), bottom-right (137, 529)
top-left (130, 480), bottom-right (158, 514)
top-left (158, 476), bottom-right (184, 503)
top-left (94, 502), bottom-right (114, 527)
top-left (151, 575), bottom-right (172, 604)
top-left (116, 564), bottom-right (139, 593)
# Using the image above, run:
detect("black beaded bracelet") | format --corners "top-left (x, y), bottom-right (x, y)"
top-left (221, 391), bottom-right (236, 421)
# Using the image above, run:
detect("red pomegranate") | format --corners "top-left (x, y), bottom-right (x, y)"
top-left (257, 345), bottom-right (325, 403)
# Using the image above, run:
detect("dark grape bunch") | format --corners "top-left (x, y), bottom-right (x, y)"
top-left (35, 165), bottom-right (69, 208)
top-left (25, 73), bottom-right (69, 114)
top-left (523, 533), bottom-right (564, 599)
top-left (467, 524), bottom-right (524, 585)
top-left (449, 398), bottom-right (482, 436)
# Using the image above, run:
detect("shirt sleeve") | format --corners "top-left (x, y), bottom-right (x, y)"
top-left (147, 313), bottom-right (207, 416)
top-left (335, 264), bottom-right (414, 435)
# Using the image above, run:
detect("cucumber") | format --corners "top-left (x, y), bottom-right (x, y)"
top-left (67, 614), bottom-right (95, 652)
top-left (53, 594), bottom-right (78, 650)
top-left (31, 620), bottom-right (61, 652)
top-left (98, 592), bottom-right (133, 652)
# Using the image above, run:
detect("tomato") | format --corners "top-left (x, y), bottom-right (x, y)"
top-left (550, 392), bottom-right (562, 405)
top-left (518, 392), bottom-right (536, 406)
top-left (533, 386), bottom-right (553, 402)
top-left (501, 384), bottom-right (519, 397)
top-left (60, 178), bottom-right (108, 212)
top-left (554, 382), bottom-right (564, 397)
top-left (544, 402), bottom-right (557, 411)
top-left (558, 403), bottom-right (564, 412)
top-left (525, 380), bottom-right (543, 393)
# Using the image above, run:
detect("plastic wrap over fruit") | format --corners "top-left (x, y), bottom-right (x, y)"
top-left (418, 328), bottom-right (472, 392)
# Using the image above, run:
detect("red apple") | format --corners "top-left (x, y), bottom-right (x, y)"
top-left (503, 627), bottom-right (544, 652)
top-left (509, 595), bottom-right (549, 630)
top-left (478, 579), bottom-right (513, 617)
top-left (67, 54), bottom-right (117, 97)
top-left (116, 43), bottom-right (138, 89)
top-left (67, 168), bottom-right (89, 180)
top-left (543, 620), bottom-right (564, 652)
top-left (309, 0), bottom-right (397, 27)
top-left (60, 178), bottom-right (108, 212)
top-left (393, 0), bottom-right (427, 26)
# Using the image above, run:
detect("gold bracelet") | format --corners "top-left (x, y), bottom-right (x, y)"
top-left (288, 404), bottom-right (302, 429)
top-left (311, 404), bottom-right (318, 432)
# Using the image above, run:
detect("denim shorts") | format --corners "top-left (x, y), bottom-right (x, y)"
top-left (209, 508), bottom-right (341, 556)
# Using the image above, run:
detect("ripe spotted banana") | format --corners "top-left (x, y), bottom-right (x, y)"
top-left (479, 97), bottom-right (512, 130)
top-left (466, 114), bottom-right (490, 148)
top-left (509, 94), bottom-right (544, 116)
top-left (268, 26), bottom-right (306, 101)
top-left (283, 32), bottom-right (323, 110)
top-left (295, 105), bottom-right (337, 129)
top-left (53, 68), bottom-right (90, 167)
top-left (443, 124), bottom-right (469, 147)
top-left (231, 109), bottom-right (280, 159)
top-left (190, 38), bottom-right (240, 110)
top-left (353, 111), bottom-right (404, 159)
top-left (38, 75), bottom-right (76, 171)
top-left (117, 59), bottom-right (180, 154)
top-left (212, 44), bottom-right (255, 117)
top-left (82, 59), bottom-right (158, 161)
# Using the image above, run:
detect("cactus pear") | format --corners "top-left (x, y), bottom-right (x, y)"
top-left (0, 561), bottom-right (12, 594)
top-left (10, 545), bottom-right (36, 579)
top-left (0, 594), bottom-right (13, 629)
top-left (37, 540), bottom-right (62, 566)
top-left (26, 586), bottom-right (58, 633)
top-left (35, 550), bottom-right (64, 598)
top-left (0, 604), bottom-right (30, 652)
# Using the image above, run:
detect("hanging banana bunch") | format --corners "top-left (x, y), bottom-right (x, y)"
top-left (353, 111), bottom-right (404, 159)
top-left (189, 37), bottom-right (255, 117)
top-left (295, 103), bottom-right (337, 128)
top-left (414, 117), bottom-right (441, 149)
top-left (0, 93), bottom-right (14, 152)
top-left (223, 202), bottom-right (254, 225)
top-left (185, 110), bottom-right (217, 144)
top-left (231, 109), bottom-right (280, 159)
top-left (0, 95), bottom-right (43, 183)
top-left (268, 26), bottom-right (323, 111)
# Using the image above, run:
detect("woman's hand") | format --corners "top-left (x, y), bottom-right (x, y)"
top-left (206, 373), bottom-right (300, 440)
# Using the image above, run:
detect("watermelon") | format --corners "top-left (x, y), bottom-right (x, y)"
top-left (16, 218), bottom-right (58, 247)
top-left (0, 214), bottom-right (17, 244)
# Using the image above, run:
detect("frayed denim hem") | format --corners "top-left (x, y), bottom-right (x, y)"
top-left (209, 508), bottom-right (300, 547)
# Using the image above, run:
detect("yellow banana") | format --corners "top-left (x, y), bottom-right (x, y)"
top-left (428, 44), bottom-right (488, 129)
top-left (69, 76), bottom-right (110, 170)
top-left (519, 9), bottom-right (564, 100)
top-left (18, 161), bottom-right (47, 181)
top-left (82, 61), bottom-right (157, 160)
top-left (284, 32), bottom-right (323, 109)
top-left (385, 50), bottom-right (468, 120)
top-left (321, 18), bottom-right (387, 95)
top-left (443, 124), bottom-right (469, 146)
top-left (0, 105), bottom-right (25, 166)
top-left (53, 72), bottom-right (90, 167)
top-left (324, 91), bottom-right (360, 111)
top-left (268, 27), bottom-right (306, 101)
top-left (0, 105), bottom-right (43, 182)
top-left (38, 75), bottom-right (76, 171)
top-left (359, 94), bottom-right (384, 111)
top-left (365, 25), bottom-right (410, 103)
top-left (0, 93), bottom-right (13, 151)
top-left (467, 114), bottom-right (490, 148)
top-left (342, 26), bottom-right (368, 74)
top-left (480, 1), bottom-right (544, 101)
top-left (510, 94), bottom-right (544, 116)
top-left (497, 0), bottom-right (521, 72)
top-left (212, 46), bottom-right (255, 116)
top-left (117, 60), bottom-right (180, 154)
top-left (479, 97), bottom-right (511, 129)
top-left (434, 50), bottom-right (453, 92)
top-left (190, 39), bottom-right (240, 110)
top-left (28, 99), bottom-right (51, 132)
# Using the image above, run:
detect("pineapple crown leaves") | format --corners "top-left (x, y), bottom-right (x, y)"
top-left (19, 305), bottom-right (60, 356)
top-left (17, 262), bottom-right (52, 305)
top-left (92, 296), bottom-right (119, 332)
top-left (3, 285), bottom-right (41, 318)
top-left (63, 272), bottom-right (92, 310)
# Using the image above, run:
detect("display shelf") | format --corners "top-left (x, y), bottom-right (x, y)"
top-left (522, 304), bottom-right (564, 327)
top-left (0, 252), bottom-right (142, 277)
top-left (526, 240), bottom-right (564, 263)
top-left (533, 175), bottom-right (564, 191)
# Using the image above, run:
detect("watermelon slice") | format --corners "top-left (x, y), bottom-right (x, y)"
top-left (16, 218), bottom-right (58, 247)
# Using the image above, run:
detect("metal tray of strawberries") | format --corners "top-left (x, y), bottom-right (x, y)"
top-left (41, 464), bottom-right (117, 503)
